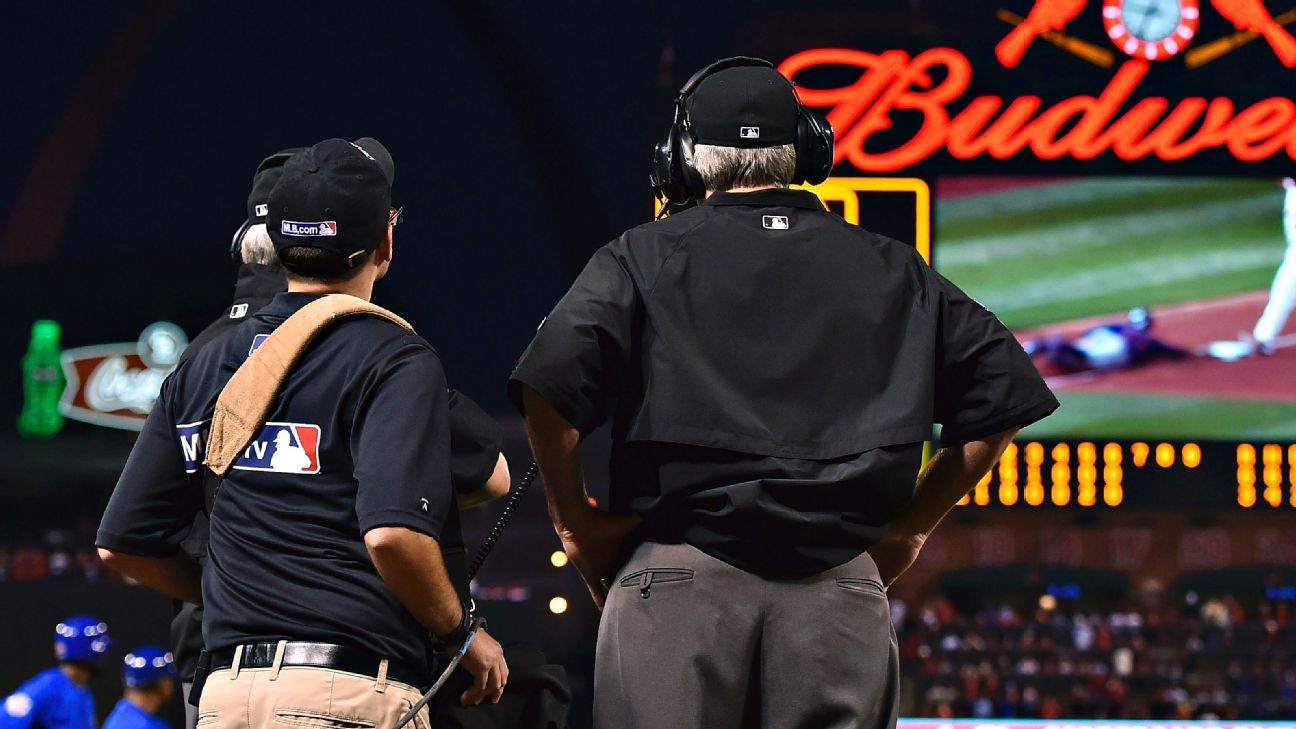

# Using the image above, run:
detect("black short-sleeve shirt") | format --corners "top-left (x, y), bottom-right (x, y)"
top-left (98, 292), bottom-right (458, 676)
top-left (165, 269), bottom-right (501, 683)
top-left (509, 188), bottom-right (1057, 577)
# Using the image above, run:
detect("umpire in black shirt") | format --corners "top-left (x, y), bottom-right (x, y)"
top-left (97, 137), bottom-right (508, 729)
top-left (169, 148), bottom-right (301, 727)
top-left (509, 58), bottom-right (1059, 728)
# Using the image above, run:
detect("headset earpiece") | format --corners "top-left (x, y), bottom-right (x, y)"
top-left (229, 219), bottom-right (252, 264)
top-left (674, 117), bottom-right (705, 201)
top-left (794, 105), bottom-right (835, 186)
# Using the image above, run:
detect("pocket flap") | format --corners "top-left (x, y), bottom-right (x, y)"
top-left (618, 568), bottom-right (694, 588)
top-left (835, 577), bottom-right (885, 595)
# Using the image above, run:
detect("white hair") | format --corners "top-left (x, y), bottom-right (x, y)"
top-left (238, 223), bottom-right (279, 266)
top-left (693, 143), bottom-right (796, 192)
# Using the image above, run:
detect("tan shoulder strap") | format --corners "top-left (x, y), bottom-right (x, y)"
top-left (204, 294), bottom-right (413, 478)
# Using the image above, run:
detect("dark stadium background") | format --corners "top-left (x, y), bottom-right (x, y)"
top-left (3, 1), bottom-right (1295, 728)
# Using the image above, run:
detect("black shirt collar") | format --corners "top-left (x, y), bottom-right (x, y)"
top-left (702, 188), bottom-right (824, 210)
top-left (259, 291), bottom-right (327, 319)
top-left (232, 264), bottom-right (287, 306)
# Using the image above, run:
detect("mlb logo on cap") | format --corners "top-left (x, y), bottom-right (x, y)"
top-left (280, 220), bottom-right (338, 237)
top-left (740, 126), bottom-right (761, 139)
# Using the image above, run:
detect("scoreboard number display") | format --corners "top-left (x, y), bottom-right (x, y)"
top-left (956, 439), bottom-right (1296, 509)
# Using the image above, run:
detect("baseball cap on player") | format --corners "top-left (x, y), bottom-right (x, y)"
top-left (686, 64), bottom-right (799, 148)
top-left (122, 646), bottom-right (177, 688)
top-left (54, 615), bottom-right (111, 666)
top-left (267, 137), bottom-right (395, 276)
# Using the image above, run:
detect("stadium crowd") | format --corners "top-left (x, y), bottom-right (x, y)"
top-left (9, 521), bottom-right (1296, 722)
top-left (0, 517), bottom-right (108, 583)
top-left (897, 594), bottom-right (1296, 720)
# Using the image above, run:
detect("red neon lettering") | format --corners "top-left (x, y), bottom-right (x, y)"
top-left (779, 47), bottom-right (1296, 171)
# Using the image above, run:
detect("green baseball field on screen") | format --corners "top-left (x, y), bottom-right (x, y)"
top-left (936, 176), bottom-right (1295, 440)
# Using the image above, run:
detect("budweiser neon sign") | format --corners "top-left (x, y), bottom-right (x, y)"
top-left (779, 47), bottom-right (1296, 172)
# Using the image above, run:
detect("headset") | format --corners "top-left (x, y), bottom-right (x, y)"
top-left (229, 148), bottom-right (304, 262)
top-left (650, 56), bottom-right (834, 212)
top-left (229, 219), bottom-right (254, 263)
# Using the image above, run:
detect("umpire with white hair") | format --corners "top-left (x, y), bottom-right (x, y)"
top-left (509, 57), bottom-right (1058, 728)
top-left (171, 148), bottom-right (302, 729)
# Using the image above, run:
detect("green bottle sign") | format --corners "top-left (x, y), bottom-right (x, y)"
top-left (18, 320), bottom-right (65, 438)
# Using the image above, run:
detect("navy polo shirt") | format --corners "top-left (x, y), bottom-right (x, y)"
top-left (509, 188), bottom-right (1058, 577)
top-left (98, 293), bottom-right (455, 676)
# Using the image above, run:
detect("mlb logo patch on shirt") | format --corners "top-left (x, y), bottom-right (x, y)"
top-left (280, 220), bottom-right (338, 237)
top-left (175, 421), bottom-right (320, 474)
top-left (740, 126), bottom-right (760, 139)
top-left (235, 422), bottom-right (321, 474)
top-left (177, 421), bottom-right (209, 474)
top-left (762, 215), bottom-right (789, 230)
top-left (249, 333), bottom-right (270, 356)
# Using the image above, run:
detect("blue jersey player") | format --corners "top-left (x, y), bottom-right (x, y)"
top-left (101, 648), bottom-right (175, 729)
top-left (1, 617), bottom-right (110, 729)
top-left (1024, 307), bottom-right (1187, 372)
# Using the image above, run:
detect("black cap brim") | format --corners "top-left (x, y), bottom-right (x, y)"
top-left (352, 138), bottom-right (395, 184)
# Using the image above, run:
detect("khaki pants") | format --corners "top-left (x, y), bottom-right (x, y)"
top-left (198, 647), bottom-right (429, 729)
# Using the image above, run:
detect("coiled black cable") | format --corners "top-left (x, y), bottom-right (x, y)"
top-left (467, 461), bottom-right (539, 579)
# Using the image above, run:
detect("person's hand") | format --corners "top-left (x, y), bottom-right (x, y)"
top-left (458, 628), bottom-right (508, 706)
top-left (866, 532), bottom-right (927, 588)
top-left (556, 505), bottom-right (642, 610)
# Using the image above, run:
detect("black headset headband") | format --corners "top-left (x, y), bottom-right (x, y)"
top-left (679, 56), bottom-right (775, 98)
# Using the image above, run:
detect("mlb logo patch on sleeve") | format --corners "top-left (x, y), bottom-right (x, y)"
top-left (234, 422), bottom-right (321, 474)
top-left (249, 333), bottom-right (270, 356)
top-left (280, 220), bottom-right (338, 237)
top-left (762, 215), bottom-right (789, 230)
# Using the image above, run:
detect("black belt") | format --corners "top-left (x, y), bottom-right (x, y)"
top-left (209, 642), bottom-right (426, 689)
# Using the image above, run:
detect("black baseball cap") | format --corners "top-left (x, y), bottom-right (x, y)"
top-left (267, 137), bottom-right (394, 274)
top-left (230, 147), bottom-right (304, 262)
top-left (247, 148), bottom-right (305, 225)
top-left (686, 64), bottom-right (798, 148)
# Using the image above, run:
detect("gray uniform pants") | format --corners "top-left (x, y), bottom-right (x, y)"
top-left (594, 541), bottom-right (899, 729)
top-left (183, 681), bottom-right (197, 729)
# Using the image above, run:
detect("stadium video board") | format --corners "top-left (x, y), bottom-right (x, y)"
top-left (936, 175), bottom-right (1293, 442)
top-left (933, 176), bottom-right (1295, 512)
